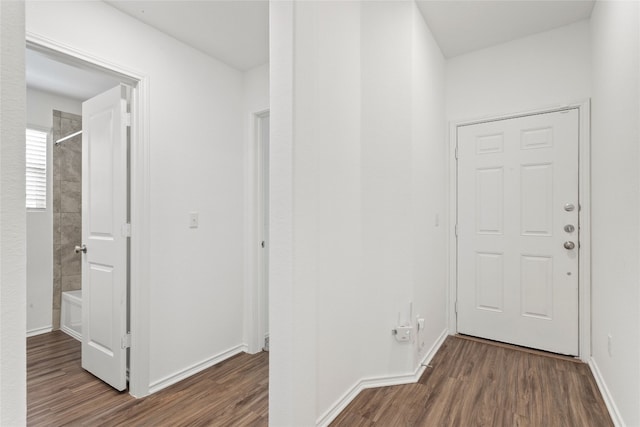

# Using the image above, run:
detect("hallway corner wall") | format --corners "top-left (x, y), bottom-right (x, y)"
top-left (589, 1), bottom-right (640, 425)
top-left (0, 0), bottom-right (27, 424)
top-left (269, 2), bottom-right (447, 424)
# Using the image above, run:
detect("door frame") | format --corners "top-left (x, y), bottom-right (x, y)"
top-left (26, 33), bottom-right (151, 397)
top-left (447, 100), bottom-right (591, 361)
top-left (245, 109), bottom-right (270, 354)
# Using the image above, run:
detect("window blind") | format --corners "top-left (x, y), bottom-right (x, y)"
top-left (26, 128), bottom-right (48, 210)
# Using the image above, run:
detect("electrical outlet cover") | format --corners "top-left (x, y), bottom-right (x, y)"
top-left (395, 325), bottom-right (413, 342)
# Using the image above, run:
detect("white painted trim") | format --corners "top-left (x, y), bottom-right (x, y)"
top-left (315, 329), bottom-right (449, 427)
top-left (25, 32), bottom-right (151, 397)
top-left (26, 326), bottom-right (52, 338)
top-left (589, 357), bottom-right (625, 427)
top-left (243, 111), bottom-right (258, 354)
top-left (577, 100), bottom-right (591, 361)
top-left (148, 345), bottom-right (248, 394)
top-left (128, 72), bottom-right (151, 399)
top-left (245, 109), bottom-right (270, 354)
top-left (25, 33), bottom-right (140, 86)
top-left (60, 325), bottom-right (82, 342)
top-left (447, 123), bottom-right (458, 335)
top-left (447, 101), bottom-right (591, 360)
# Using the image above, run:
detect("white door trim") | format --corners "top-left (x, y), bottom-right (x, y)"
top-left (245, 109), bottom-right (270, 354)
top-left (447, 100), bottom-right (591, 361)
top-left (26, 32), bottom-right (151, 396)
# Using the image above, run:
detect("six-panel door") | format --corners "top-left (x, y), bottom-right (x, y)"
top-left (457, 109), bottom-right (579, 356)
top-left (80, 85), bottom-right (128, 390)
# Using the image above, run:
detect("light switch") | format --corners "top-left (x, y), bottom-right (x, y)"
top-left (189, 212), bottom-right (199, 228)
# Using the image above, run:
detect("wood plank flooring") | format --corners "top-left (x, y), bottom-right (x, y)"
top-left (29, 332), bottom-right (612, 426)
top-left (27, 331), bottom-right (268, 426)
top-left (331, 335), bottom-right (613, 427)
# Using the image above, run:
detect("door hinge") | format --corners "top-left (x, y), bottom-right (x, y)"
top-left (455, 224), bottom-right (458, 237)
top-left (455, 301), bottom-right (458, 314)
top-left (121, 333), bottom-right (131, 349)
top-left (121, 223), bottom-right (131, 237)
top-left (123, 112), bottom-right (131, 127)
top-left (455, 146), bottom-right (459, 160)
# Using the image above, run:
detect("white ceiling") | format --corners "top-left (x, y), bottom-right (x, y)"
top-left (27, 0), bottom-right (595, 98)
top-left (416, 0), bottom-right (595, 58)
top-left (105, 0), bottom-right (269, 71)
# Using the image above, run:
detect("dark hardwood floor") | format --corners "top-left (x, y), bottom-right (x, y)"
top-left (28, 332), bottom-right (612, 426)
top-left (331, 335), bottom-right (613, 427)
top-left (27, 331), bottom-right (268, 426)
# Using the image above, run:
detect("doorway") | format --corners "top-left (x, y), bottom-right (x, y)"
top-left (258, 112), bottom-right (270, 351)
top-left (248, 110), bottom-right (270, 354)
top-left (449, 103), bottom-right (592, 359)
top-left (25, 38), bottom-right (148, 396)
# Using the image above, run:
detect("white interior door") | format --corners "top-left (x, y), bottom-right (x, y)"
top-left (80, 85), bottom-right (129, 390)
top-left (457, 109), bottom-right (579, 355)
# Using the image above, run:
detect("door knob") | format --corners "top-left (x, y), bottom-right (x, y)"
top-left (74, 244), bottom-right (87, 254)
top-left (563, 241), bottom-right (576, 250)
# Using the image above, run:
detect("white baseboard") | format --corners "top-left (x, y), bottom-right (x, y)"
top-left (60, 325), bottom-right (82, 342)
top-left (149, 344), bottom-right (248, 394)
top-left (316, 329), bottom-right (449, 427)
top-left (588, 357), bottom-right (625, 427)
top-left (26, 326), bottom-right (52, 338)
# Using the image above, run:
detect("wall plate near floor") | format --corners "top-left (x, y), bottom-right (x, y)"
top-left (393, 325), bottom-right (413, 342)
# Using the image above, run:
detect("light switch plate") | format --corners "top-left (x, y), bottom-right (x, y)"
top-left (189, 212), bottom-right (199, 228)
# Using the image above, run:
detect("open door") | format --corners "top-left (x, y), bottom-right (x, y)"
top-left (80, 85), bottom-right (129, 391)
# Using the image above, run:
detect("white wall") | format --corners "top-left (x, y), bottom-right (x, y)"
top-left (270, 2), bottom-right (446, 424)
top-left (244, 63), bottom-right (269, 115)
top-left (269, 2), bottom-right (299, 424)
top-left (590, 1), bottom-right (640, 425)
top-left (446, 20), bottom-right (591, 121)
top-left (0, 0), bottom-right (27, 424)
top-left (27, 0), bottom-right (246, 394)
top-left (410, 0), bottom-right (447, 369)
top-left (26, 88), bottom-right (81, 336)
top-left (27, 87), bottom-right (81, 124)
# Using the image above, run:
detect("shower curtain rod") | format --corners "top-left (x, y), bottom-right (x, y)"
top-left (55, 130), bottom-right (82, 146)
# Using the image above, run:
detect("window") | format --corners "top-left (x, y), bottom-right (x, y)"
top-left (26, 128), bottom-right (48, 210)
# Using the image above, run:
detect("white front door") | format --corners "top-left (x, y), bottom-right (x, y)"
top-left (457, 109), bottom-right (579, 356)
top-left (80, 85), bottom-right (129, 390)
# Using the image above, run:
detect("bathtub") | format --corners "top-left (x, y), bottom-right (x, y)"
top-left (61, 290), bottom-right (82, 341)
